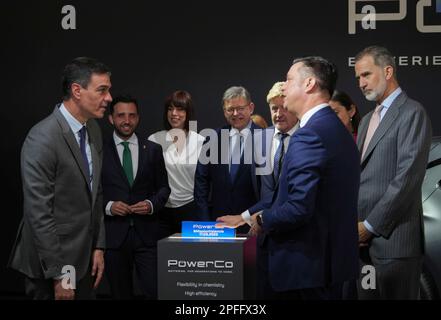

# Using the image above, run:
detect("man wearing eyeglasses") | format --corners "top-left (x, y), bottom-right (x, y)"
top-left (194, 86), bottom-right (261, 234)
top-left (216, 82), bottom-right (299, 298)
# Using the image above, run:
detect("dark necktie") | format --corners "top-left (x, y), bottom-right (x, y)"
top-left (273, 132), bottom-right (289, 183)
top-left (230, 133), bottom-right (243, 182)
top-left (121, 141), bottom-right (134, 186)
top-left (79, 126), bottom-right (91, 187)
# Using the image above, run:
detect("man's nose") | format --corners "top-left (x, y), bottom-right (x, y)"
top-left (105, 92), bottom-right (112, 102)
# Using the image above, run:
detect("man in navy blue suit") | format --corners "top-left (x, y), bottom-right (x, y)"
top-left (194, 86), bottom-right (261, 233)
top-left (250, 57), bottom-right (360, 299)
top-left (102, 95), bottom-right (170, 299)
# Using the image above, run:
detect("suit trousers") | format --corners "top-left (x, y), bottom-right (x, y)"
top-left (357, 247), bottom-right (422, 300)
top-left (25, 270), bottom-right (95, 300)
top-left (105, 226), bottom-right (157, 299)
top-left (256, 235), bottom-right (277, 299)
top-left (158, 200), bottom-right (198, 239)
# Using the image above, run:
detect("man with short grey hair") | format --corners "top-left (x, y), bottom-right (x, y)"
top-left (194, 86), bottom-right (261, 234)
top-left (216, 82), bottom-right (299, 230)
top-left (355, 45), bottom-right (432, 299)
top-left (9, 57), bottom-right (112, 299)
top-left (216, 81), bottom-right (299, 298)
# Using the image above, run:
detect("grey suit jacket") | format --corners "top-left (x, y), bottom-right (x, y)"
top-left (357, 91), bottom-right (432, 258)
top-left (8, 105), bottom-right (105, 280)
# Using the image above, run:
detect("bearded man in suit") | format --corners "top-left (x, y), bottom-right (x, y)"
top-left (355, 45), bottom-right (432, 300)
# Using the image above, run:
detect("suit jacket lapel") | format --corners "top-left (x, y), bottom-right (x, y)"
top-left (54, 107), bottom-right (92, 196)
top-left (249, 122), bottom-right (260, 198)
top-left (357, 114), bottom-right (369, 150)
top-left (260, 127), bottom-right (276, 186)
top-left (89, 126), bottom-right (100, 204)
top-left (134, 140), bottom-right (145, 185)
top-left (361, 92), bottom-right (405, 164)
top-left (220, 126), bottom-right (234, 187)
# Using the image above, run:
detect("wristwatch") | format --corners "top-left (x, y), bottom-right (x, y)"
top-left (256, 214), bottom-right (263, 227)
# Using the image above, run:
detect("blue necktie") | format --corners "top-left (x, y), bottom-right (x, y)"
top-left (79, 126), bottom-right (91, 186)
top-left (273, 133), bottom-right (288, 183)
top-left (230, 133), bottom-right (243, 182)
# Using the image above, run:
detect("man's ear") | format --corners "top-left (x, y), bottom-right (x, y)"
top-left (304, 77), bottom-right (316, 93)
top-left (71, 83), bottom-right (82, 100)
top-left (384, 66), bottom-right (394, 81)
top-left (108, 113), bottom-right (114, 125)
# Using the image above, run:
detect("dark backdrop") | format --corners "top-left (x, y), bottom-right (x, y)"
top-left (1, 0), bottom-right (440, 294)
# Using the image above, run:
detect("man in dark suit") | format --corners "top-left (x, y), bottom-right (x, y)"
top-left (250, 57), bottom-right (360, 299)
top-left (194, 86), bottom-right (261, 233)
top-left (354, 46), bottom-right (432, 299)
top-left (217, 81), bottom-right (299, 298)
top-left (102, 95), bottom-right (170, 299)
top-left (8, 57), bottom-right (112, 299)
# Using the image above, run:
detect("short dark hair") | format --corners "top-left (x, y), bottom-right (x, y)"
top-left (61, 57), bottom-right (111, 100)
top-left (109, 94), bottom-right (139, 114)
top-left (330, 90), bottom-right (361, 134)
top-left (163, 90), bottom-right (194, 131)
top-left (354, 45), bottom-right (397, 79)
top-left (292, 56), bottom-right (338, 97)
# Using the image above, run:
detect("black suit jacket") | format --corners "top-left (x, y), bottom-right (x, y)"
top-left (102, 134), bottom-right (170, 248)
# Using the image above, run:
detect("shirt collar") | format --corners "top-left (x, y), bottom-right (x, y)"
top-left (165, 129), bottom-right (187, 142)
top-left (59, 103), bottom-right (85, 134)
top-left (380, 87), bottom-right (402, 111)
top-left (299, 103), bottom-right (329, 128)
top-left (113, 131), bottom-right (138, 146)
top-left (229, 120), bottom-right (252, 137)
top-left (273, 121), bottom-right (300, 138)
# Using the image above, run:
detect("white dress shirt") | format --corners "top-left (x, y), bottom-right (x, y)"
top-left (378, 87), bottom-right (402, 121)
top-left (105, 132), bottom-right (153, 216)
top-left (228, 121), bottom-right (252, 170)
top-left (270, 123), bottom-right (300, 171)
top-left (299, 103), bottom-right (329, 128)
top-left (148, 130), bottom-right (204, 208)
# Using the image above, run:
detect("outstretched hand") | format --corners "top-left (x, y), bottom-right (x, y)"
top-left (215, 215), bottom-right (246, 228)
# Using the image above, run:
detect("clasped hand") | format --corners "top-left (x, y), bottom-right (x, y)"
top-left (110, 201), bottom-right (151, 216)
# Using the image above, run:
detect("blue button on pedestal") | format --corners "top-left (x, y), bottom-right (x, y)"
top-left (181, 221), bottom-right (236, 238)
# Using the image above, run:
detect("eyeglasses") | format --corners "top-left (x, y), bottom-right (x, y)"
top-left (224, 105), bottom-right (249, 114)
